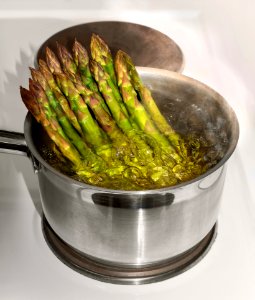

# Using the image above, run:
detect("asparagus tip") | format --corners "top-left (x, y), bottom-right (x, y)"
top-left (56, 42), bottom-right (72, 60)
top-left (20, 86), bottom-right (34, 104)
top-left (29, 78), bottom-right (43, 95)
top-left (45, 46), bottom-right (63, 74)
top-left (38, 58), bottom-right (47, 69)
top-left (20, 86), bottom-right (41, 121)
top-left (56, 41), bottom-right (64, 58)
top-left (90, 33), bottom-right (111, 55)
top-left (29, 66), bottom-right (38, 77)
top-left (45, 46), bottom-right (54, 57)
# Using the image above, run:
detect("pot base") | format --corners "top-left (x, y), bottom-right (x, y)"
top-left (42, 216), bottom-right (217, 285)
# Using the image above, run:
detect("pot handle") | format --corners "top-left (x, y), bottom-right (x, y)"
top-left (0, 130), bottom-right (28, 156)
top-left (0, 130), bottom-right (40, 173)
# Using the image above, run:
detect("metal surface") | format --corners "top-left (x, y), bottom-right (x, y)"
top-left (36, 21), bottom-right (184, 72)
top-left (0, 68), bottom-right (239, 275)
top-left (42, 216), bottom-right (217, 285)
top-left (0, 130), bottom-right (28, 156)
top-left (26, 68), bottom-right (238, 266)
top-left (0, 130), bottom-right (40, 173)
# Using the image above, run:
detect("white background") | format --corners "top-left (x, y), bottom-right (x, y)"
top-left (0, 0), bottom-right (255, 299)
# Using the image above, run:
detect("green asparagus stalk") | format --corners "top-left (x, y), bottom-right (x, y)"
top-left (90, 60), bottom-right (153, 160)
top-left (118, 50), bottom-right (175, 133)
top-left (74, 81), bottom-right (152, 165)
top-left (29, 79), bottom-right (60, 133)
top-left (45, 47), bottom-right (63, 74)
top-left (55, 72), bottom-right (108, 149)
top-left (56, 42), bottom-right (111, 115)
top-left (117, 50), bottom-right (187, 156)
top-left (114, 52), bottom-right (178, 153)
top-left (20, 87), bottom-right (41, 122)
top-left (83, 92), bottom-right (126, 143)
top-left (72, 80), bottom-right (127, 144)
top-left (29, 79), bottom-right (110, 173)
top-left (38, 59), bottom-right (83, 135)
top-left (72, 39), bottom-right (98, 92)
top-left (90, 60), bottom-right (133, 133)
top-left (45, 48), bottom-right (111, 148)
top-left (45, 48), bottom-right (106, 143)
top-left (30, 67), bottom-right (101, 164)
top-left (63, 60), bottom-right (153, 170)
top-left (90, 36), bottom-right (129, 118)
top-left (20, 86), bottom-right (68, 163)
top-left (74, 80), bottom-right (105, 111)
top-left (90, 33), bottom-right (118, 86)
top-left (21, 84), bottom-right (83, 168)
top-left (19, 35), bottom-right (210, 190)
top-left (56, 42), bottom-right (82, 84)
top-left (56, 43), bottom-right (146, 158)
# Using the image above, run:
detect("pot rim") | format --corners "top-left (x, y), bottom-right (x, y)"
top-left (24, 68), bottom-right (239, 194)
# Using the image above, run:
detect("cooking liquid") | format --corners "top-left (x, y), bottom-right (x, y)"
top-left (40, 131), bottom-right (225, 190)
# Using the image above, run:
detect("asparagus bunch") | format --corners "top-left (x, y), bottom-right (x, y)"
top-left (20, 34), bottom-right (206, 190)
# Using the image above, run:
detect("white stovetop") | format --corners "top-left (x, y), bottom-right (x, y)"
top-left (1, 2), bottom-right (255, 299)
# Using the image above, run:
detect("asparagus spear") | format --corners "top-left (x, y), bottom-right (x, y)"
top-left (90, 33), bottom-right (118, 86)
top-left (21, 87), bottom-right (125, 178)
top-left (21, 85), bottom-right (83, 168)
top-left (55, 72), bottom-right (108, 149)
top-left (45, 48), bottom-right (110, 147)
top-left (38, 59), bottom-right (83, 135)
top-left (72, 39), bottom-right (98, 92)
top-left (55, 42), bottom-right (152, 163)
top-left (45, 47), bottom-right (63, 74)
top-left (29, 79), bottom-right (60, 133)
top-left (90, 60), bottom-right (153, 160)
top-left (117, 50), bottom-right (187, 156)
top-left (114, 52), bottom-right (177, 152)
top-left (56, 42), bottom-right (82, 84)
top-left (90, 36), bottom-right (129, 118)
top-left (20, 87), bottom-right (41, 122)
top-left (88, 96), bottom-right (122, 139)
top-left (74, 82), bottom-right (127, 143)
top-left (90, 60), bottom-right (133, 133)
top-left (56, 42), bottom-right (111, 115)
top-left (20, 35), bottom-right (210, 189)
top-left (30, 67), bottom-right (100, 163)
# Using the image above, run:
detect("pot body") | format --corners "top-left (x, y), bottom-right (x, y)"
top-left (38, 163), bottom-right (225, 266)
top-left (0, 68), bottom-right (239, 268)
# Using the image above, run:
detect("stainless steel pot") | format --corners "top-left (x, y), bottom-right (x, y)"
top-left (0, 68), bottom-right (239, 283)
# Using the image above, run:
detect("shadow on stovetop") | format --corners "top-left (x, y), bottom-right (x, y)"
top-left (0, 47), bottom-right (43, 216)
top-left (0, 18), bottom-right (81, 221)
top-left (0, 18), bottom-right (76, 217)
